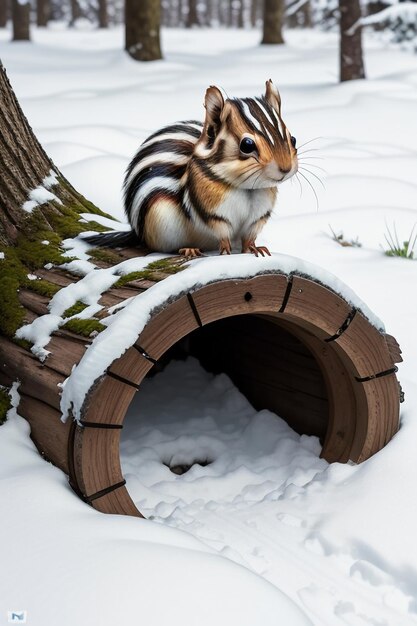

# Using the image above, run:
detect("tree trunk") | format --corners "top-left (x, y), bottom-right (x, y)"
top-left (37, 0), bottom-right (49, 27)
top-left (262, 0), bottom-right (284, 44)
top-left (300, 0), bottom-right (311, 27)
top-left (69, 0), bottom-right (82, 25)
top-left (12, 0), bottom-right (30, 41)
top-left (339, 0), bottom-right (366, 82)
top-left (186, 0), bottom-right (199, 27)
top-left (98, 0), bottom-right (108, 27)
top-left (0, 62), bottom-right (110, 336)
top-left (237, 0), bottom-right (244, 28)
top-left (250, 0), bottom-right (259, 27)
top-left (125, 0), bottom-right (162, 61)
top-left (0, 0), bottom-right (8, 28)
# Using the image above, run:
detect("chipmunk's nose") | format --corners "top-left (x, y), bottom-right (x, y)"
top-left (280, 167), bottom-right (291, 175)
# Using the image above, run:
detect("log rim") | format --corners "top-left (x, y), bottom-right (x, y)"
top-left (68, 272), bottom-right (400, 516)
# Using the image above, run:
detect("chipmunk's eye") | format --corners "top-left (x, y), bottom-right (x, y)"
top-left (290, 136), bottom-right (297, 148)
top-left (240, 137), bottom-right (257, 154)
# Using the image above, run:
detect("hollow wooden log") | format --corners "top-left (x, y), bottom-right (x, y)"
top-left (0, 249), bottom-right (402, 518)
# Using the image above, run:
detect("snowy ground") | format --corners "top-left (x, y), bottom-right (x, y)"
top-left (1, 23), bottom-right (417, 626)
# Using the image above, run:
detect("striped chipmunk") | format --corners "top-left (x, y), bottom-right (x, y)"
top-left (84, 80), bottom-right (298, 258)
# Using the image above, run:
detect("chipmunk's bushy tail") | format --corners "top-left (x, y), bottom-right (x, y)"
top-left (81, 229), bottom-right (141, 249)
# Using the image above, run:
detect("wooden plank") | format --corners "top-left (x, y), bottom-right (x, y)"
top-left (109, 346), bottom-right (153, 385)
top-left (282, 276), bottom-right (352, 339)
top-left (82, 375), bottom-right (137, 426)
top-left (90, 485), bottom-right (143, 516)
top-left (18, 288), bottom-right (49, 316)
top-left (138, 295), bottom-right (200, 361)
top-left (191, 275), bottom-right (287, 326)
top-left (73, 426), bottom-right (124, 495)
top-left (333, 312), bottom-right (394, 378)
top-left (45, 335), bottom-right (88, 377)
top-left (0, 336), bottom-right (64, 410)
top-left (19, 393), bottom-right (70, 474)
top-left (36, 268), bottom-right (80, 287)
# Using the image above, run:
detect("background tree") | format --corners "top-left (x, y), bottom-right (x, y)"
top-left (125, 0), bottom-right (162, 61)
top-left (339, 0), bottom-right (366, 81)
top-left (98, 0), bottom-right (108, 27)
top-left (37, 0), bottom-right (49, 27)
top-left (12, 0), bottom-right (30, 41)
top-left (186, 0), bottom-right (199, 27)
top-left (262, 0), bottom-right (285, 44)
top-left (69, 0), bottom-right (82, 25)
top-left (0, 0), bottom-right (7, 28)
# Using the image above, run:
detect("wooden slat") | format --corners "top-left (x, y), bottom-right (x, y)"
top-left (109, 347), bottom-right (153, 385)
top-left (191, 275), bottom-right (287, 326)
top-left (90, 485), bottom-right (143, 517)
top-left (385, 333), bottom-right (403, 364)
top-left (19, 393), bottom-right (70, 474)
top-left (138, 295), bottom-right (200, 360)
top-left (18, 288), bottom-right (49, 316)
top-left (45, 335), bottom-right (88, 377)
top-left (0, 336), bottom-right (64, 410)
top-left (81, 375), bottom-right (137, 426)
top-left (73, 426), bottom-right (124, 495)
top-left (36, 268), bottom-right (80, 287)
top-left (334, 312), bottom-right (394, 378)
top-left (282, 276), bottom-right (352, 339)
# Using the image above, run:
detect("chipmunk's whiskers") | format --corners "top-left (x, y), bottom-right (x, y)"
top-left (298, 170), bottom-right (320, 212)
top-left (295, 172), bottom-right (303, 198)
top-left (297, 137), bottom-right (323, 151)
top-left (236, 164), bottom-right (260, 186)
top-left (252, 169), bottom-right (264, 190)
top-left (299, 165), bottom-right (326, 190)
top-left (298, 160), bottom-right (327, 174)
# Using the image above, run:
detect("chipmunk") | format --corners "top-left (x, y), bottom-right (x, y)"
top-left (84, 80), bottom-right (298, 258)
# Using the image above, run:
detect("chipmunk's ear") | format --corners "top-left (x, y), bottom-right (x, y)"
top-left (265, 79), bottom-right (281, 115)
top-left (204, 86), bottom-right (225, 136)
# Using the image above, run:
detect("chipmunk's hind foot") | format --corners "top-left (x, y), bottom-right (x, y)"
top-left (242, 241), bottom-right (271, 257)
top-left (179, 247), bottom-right (203, 259)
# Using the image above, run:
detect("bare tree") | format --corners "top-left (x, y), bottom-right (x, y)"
top-left (37, 0), bottom-right (49, 27)
top-left (250, 0), bottom-right (260, 27)
top-left (125, 0), bottom-right (162, 61)
top-left (98, 0), bottom-right (108, 27)
top-left (262, 0), bottom-right (285, 44)
top-left (186, 0), bottom-right (199, 27)
top-left (0, 0), bottom-right (8, 28)
top-left (339, 0), bottom-right (366, 81)
top-left (69, 0), bottom-right (82, 25)
top-left (12, 0), bottom-right (30, 41)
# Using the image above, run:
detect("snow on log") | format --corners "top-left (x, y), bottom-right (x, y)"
top-left (0, 245), bottom-right (403, 517)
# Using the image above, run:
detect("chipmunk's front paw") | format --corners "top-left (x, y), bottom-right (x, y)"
top-left (242, 241), bottom-right (271, 257)
top-left (179, 247), bottom-right (203, 259)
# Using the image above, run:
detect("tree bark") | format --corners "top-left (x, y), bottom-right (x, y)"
top-left (186, 0), bottom-right (199, 27)
top-left (237, 0), bottom-right (244, 28)
top-left (262, 0), bottom-right (285, 44)
top-left (69, 0), bottom-right (82, 25)
top-left (125, 0), bottom-right (162, 61)
top-left (98, 0), bottom-right (108, 27)
top-left (250, 0), bottom-right (259, 27)
top-left (37, 0), bottom-right (49, 27)
top-left (339, 0), bottom-right (366, 81)
top-left (0, 0), bottom-right (8, 28)
top-left (0, 61), bottom-right (112, 337)
top-left (12, 0), bottom-right (30, 41)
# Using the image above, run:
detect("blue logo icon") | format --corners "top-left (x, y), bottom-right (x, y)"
top-left (8, 611), bottom-right (27, 623)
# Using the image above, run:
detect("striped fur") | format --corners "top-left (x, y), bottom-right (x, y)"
top-left (88, 81), bottom-right (298, 255)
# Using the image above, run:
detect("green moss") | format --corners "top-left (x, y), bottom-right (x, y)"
top-left (12, 337), bottom-right (33, 350)
top-left (87, 247), bottom-right (121, 265)
top-left (62, 301), bottom-right (88, 318)
top-left (0, 248), bottom-right (27, 337)
top-left (56, 177), bottom-right (115, 220)
top-left (24, 279), bottom-right (61, 298)
top-left (114, 258), bottom-right (187, 287)
top-left (0, 387), bottom-right (12, 426)
top-left (61, 318), bottom-right (105, 337)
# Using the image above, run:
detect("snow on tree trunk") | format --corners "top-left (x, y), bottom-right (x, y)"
top-left (98, 0), bottom-right (108, 28)
top-left (0, 62), bottom-right (110, 336)
top-left (125, 0), bottom-right (162, 61)
top-left (339, 0), bottom-right (366, 82)
top-left (0, 0), bottom-right (7, 28)
top-left (262, 0), bottom-right (285, 44)
top-left (12, 0), bottom-right (30, 41)
top-left (37, 0), bottom-right (49, 27)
